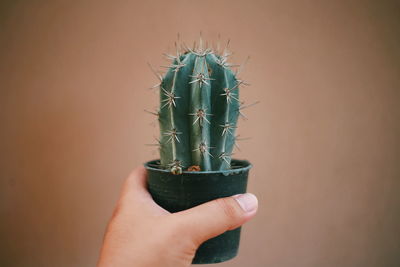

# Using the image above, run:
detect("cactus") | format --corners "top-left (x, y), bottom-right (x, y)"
top-left (150, 37), bottom-right (249, 174)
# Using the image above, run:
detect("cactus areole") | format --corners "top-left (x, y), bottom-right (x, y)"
top-left (155, 39), bottom-right (248, 174)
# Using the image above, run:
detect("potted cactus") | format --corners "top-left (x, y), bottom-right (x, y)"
top-left (144, 36), bottom-right (254, 264)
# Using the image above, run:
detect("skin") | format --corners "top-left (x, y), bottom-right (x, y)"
top-left (97, 166), bottom-right (258, 267)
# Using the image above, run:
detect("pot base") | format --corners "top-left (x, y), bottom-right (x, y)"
top-left (192, 228), bottom-right (241, 264)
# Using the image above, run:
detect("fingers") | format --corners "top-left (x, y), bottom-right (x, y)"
top-left (126, 165), bottom-right (148, 190)
top-left (117, 166), bottom-right (153, 206)
top-left (172, 193), bottom-right (258, 246)
top-left (116, 166), bottom-right (169, 216)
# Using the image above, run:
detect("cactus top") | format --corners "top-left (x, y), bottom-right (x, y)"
top-left (156, 41), bottom-right (245, 174)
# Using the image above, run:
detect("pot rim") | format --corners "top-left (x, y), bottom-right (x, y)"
top-left (144, 158), bottom-right (252, 175)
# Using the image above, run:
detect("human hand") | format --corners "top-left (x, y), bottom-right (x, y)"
top-left (97, 166), bottom-right (258, 267)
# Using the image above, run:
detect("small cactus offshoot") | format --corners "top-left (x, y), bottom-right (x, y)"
top-left (147, 35), bottom-right (254, 174)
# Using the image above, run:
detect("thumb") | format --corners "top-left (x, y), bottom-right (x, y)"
top-left (173, 193), bottom-right (258, 246)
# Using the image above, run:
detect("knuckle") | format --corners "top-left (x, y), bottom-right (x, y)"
top-left (110, 200), bottom-right (124, 220)
top-left (215, 198), bottom-right (242, 221)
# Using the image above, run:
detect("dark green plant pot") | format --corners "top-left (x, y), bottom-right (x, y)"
top-left (144, 159), bottom-right (252, 264)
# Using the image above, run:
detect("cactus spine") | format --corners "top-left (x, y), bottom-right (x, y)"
top-left (154, 37), bottom-right (245, 174)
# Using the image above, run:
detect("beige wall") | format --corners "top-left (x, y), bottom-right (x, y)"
top-left (1, 0), bottom-right (399, 266)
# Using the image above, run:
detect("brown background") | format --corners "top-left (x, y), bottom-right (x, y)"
top-left (1, 0), bottom-right (399, 266)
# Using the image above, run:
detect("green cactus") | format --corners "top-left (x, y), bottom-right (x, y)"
top-left (150, 38), bottom-right (248, 174)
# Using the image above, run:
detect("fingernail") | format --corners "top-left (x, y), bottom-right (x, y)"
top-left (233, 193), bottom-right (258, 213)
